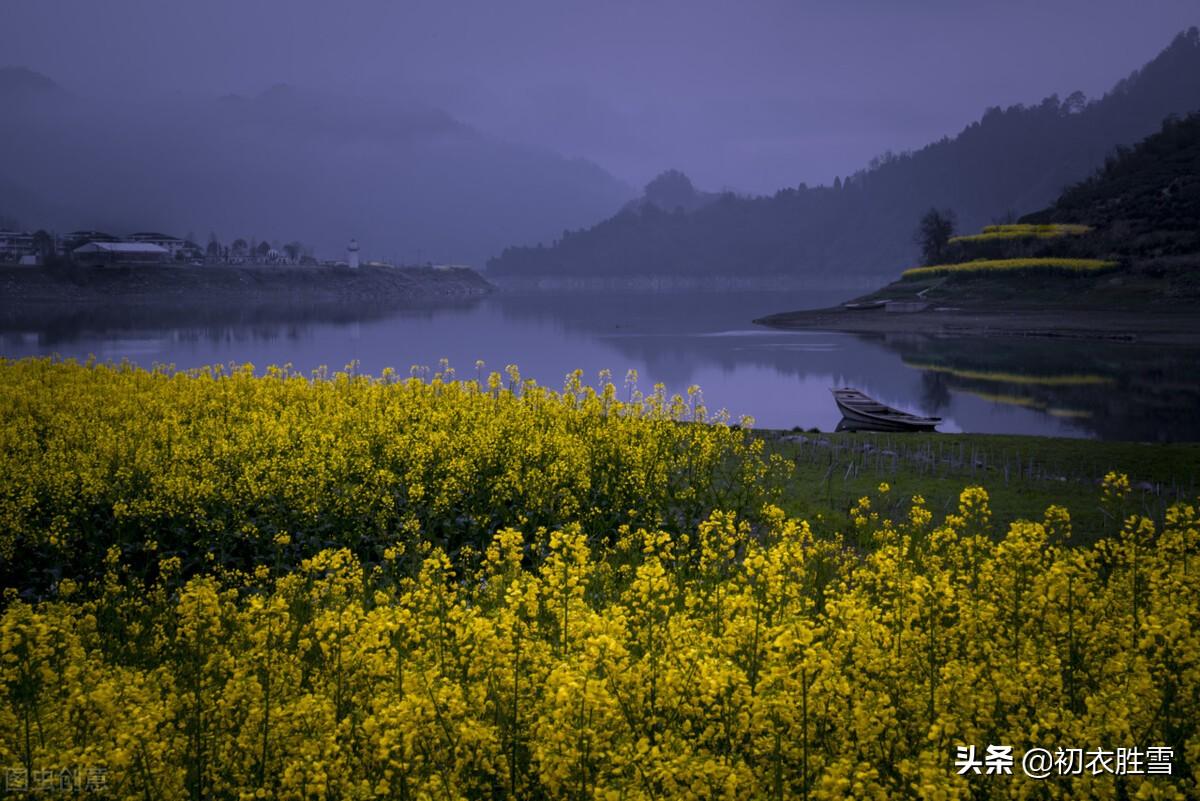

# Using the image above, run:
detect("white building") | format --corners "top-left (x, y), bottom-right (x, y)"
top-left (73, 242), bottom-right (169, 265)
top-left (128, 232), bottom-right (202, 261)
top-left (347, 238), bottom-right (360, 269)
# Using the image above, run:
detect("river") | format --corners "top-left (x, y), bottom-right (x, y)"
top-left (3, 289), bottom-right (1198, 441)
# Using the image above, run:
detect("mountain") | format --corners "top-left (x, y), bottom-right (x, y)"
top-left (0, 75), bottom-right (633, 265)
top-left (1022, 112), bottom-right (1200, 262)
top-left (763, 111), bottom-right (1200, 331)
top-left (487, 27), bottom-right (1200, 280)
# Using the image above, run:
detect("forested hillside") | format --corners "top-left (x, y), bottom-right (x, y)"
top-left (488, 28), bottom-right (1200, 279)
top-left (828, 113), bottom-right (1200, 311)
top-left (1023, 112), bottom-right (1200, 261)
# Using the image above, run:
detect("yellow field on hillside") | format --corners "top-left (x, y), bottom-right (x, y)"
top-left (903, 257), bottom-right (1117, 279)
top-left (949, 224), bottom-right (1092, 243)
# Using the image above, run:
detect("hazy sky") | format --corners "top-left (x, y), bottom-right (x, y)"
top-left (5, 0), bottom-right (1196, 194)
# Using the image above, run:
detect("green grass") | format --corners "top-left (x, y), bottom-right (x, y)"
top-left (757, 430), bottom-right (1200, 547)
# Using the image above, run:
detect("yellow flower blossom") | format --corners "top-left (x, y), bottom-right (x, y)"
top-left (0, 358), bottom-right (1195, 799)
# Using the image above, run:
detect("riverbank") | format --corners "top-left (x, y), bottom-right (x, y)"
top-left (754, 303), bottom-right (1200, 343)
top-left (755, 231), bottom-right (1200, 343)
top-left (0, 262), bottom-right (494, 304)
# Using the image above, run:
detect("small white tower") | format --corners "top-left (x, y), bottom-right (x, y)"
top-left (347, 238), bottom-right (360, 269)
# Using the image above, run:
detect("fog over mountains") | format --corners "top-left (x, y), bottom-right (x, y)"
top-left (490, 28), bottom-right (1200, 279)
top-left (0, 71), bottom-right (633, 264)
top-left (3, 23), bottom-right (1198, 276)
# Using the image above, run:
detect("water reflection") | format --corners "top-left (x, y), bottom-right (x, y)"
top-left (2, 291), bottom-right (1198, 441)
top-left (880, 334), bottom-right (1200, 442)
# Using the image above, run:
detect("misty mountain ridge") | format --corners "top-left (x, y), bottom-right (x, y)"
top-left (488, 27), bottom-right (1200, 279)
top-left (623, 170), bottom-right (720, 214)
top-left (0, 71), bottom-right (633, 264)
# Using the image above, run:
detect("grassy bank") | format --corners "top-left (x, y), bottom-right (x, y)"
top-left (759, 430), bottom-right (1200, 544)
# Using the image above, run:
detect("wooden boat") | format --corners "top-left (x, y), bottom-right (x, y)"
top-left (831, 388), bottom-right (941, 432)
top-left (841, 299), bottom-right (886, 310)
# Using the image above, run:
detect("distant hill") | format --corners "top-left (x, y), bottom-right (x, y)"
top-left (488, 27), bottom-right (1200, 280)
top-left (0, 74), bottom-right (633, 265)
top-left (622, 170), bottom-right (718, 215)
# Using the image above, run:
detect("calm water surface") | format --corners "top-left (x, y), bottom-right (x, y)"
top-left (4, 289), bottom-right (1199, 441)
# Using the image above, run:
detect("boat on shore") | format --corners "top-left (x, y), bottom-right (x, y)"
top-left (831, 387), bottom-right (941, 432)
top-left (841, 299), bottom-right (887, 310)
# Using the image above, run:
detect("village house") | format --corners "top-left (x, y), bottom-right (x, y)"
top-left (0, 230), bottom-right (36, 263)
top-left (6, 225), bottom-right (314, 266)
top-left (72, 241), bottom-right (170, 265)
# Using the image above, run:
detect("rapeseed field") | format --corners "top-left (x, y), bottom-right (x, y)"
top-left (0, 359), bottom-right (1194, 799)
